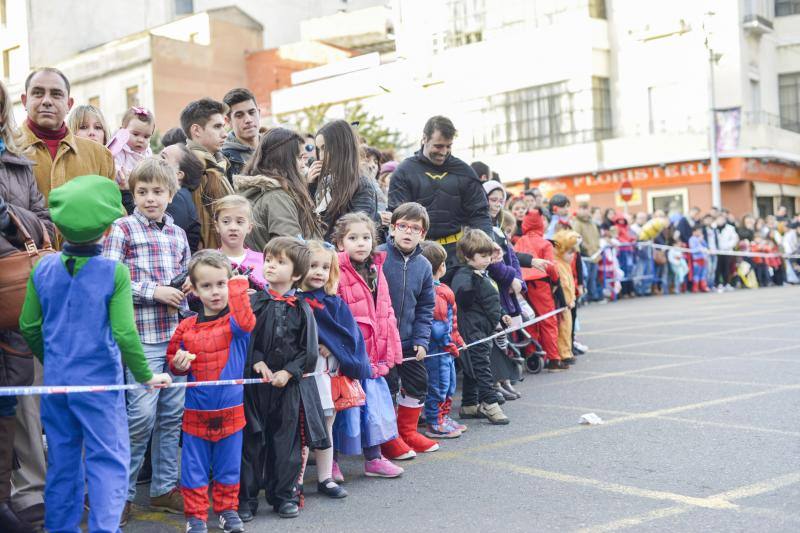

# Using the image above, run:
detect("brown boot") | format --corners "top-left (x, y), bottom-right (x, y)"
top-left (0, 416), bottom-right (33, 533)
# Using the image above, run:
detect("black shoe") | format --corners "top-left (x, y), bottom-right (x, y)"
top-left (493, 390), bottom-right (506, 405)
top-left (317, 478), bottom-right (348, 499)
top-left (494, 385), bottom-right (517, 401)
top-left (500, 382), bottom-right (521, 399)
top-left (545, 359), bottom-right (569, 372)
top-left (278, 502), bottom-right (299, 518)
top-left (562, 357), bottom-right (576, 365)
top-left (238, 504), bottom-right (254, 522)
top-left (0, 502), bottom-right (33, 533)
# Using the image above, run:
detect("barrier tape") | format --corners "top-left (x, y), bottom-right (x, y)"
top-left (585, 241), bottom-right (800, 261)
top-left (0, 371), bottom-right (325, 398)
top-left (400, 307), bottom-right (565, 362)
top-left (0, 308), bottom-right (566, 397)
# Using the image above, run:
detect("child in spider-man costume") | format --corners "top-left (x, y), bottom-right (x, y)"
top-left (167, 250), bottom-right (256, 532)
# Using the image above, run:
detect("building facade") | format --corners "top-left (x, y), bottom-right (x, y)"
top-left (271, 0), bottom-right (800, 217)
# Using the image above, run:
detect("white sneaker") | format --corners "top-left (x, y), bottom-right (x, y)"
top-left (573, 341), bottom-right (589, 353)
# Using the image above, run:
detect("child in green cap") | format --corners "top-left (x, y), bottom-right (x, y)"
top-left (18, 174), bottom-right (172, 532)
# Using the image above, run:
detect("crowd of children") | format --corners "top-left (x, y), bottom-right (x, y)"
top-left (16, 131), bottom-right (600, 530)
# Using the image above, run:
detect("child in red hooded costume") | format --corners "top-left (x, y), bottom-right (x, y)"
top-left (514, 209), bottom-right (569, 372)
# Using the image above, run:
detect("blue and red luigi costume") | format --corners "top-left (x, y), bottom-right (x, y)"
top-left (424, 280), bottom-right (465, 426)
top-left (167, 277), bottom-right (256, 522)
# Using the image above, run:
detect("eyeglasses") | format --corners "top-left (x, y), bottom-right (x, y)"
top-left (304, 144), bottom-right (315, 153)
top-left (394, 223), bottom-right (424, 235)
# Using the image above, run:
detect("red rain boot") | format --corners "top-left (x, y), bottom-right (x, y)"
top-left (691, 281), bottom-right (699, 293)
top-left (699, 280), bottom-right (709, 292)
top-left (381, 436), bottom-right (416, 460)
top-left (397, 405), bottom-right (439, 453)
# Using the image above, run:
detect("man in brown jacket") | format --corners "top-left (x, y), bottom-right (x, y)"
top-left (180, 97), bottom-right (233, 249)
top-left (18, 68), bottom-right (115, 202)
top-left (10, 68), bottom-right (114, 526)
top-left (572, 201), bottom-right (603, 302)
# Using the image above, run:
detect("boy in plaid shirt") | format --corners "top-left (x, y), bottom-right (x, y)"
top-left (102, 158), bottom-right (191, 520)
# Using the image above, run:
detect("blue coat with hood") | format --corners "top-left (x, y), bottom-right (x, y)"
top-left (376, 237), bottom-right (435, 352)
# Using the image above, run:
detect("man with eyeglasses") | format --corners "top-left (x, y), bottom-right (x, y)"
top-left (222, 88), bottom-right (261, 181)
top-left (388, 116), bottom-right (493, 273)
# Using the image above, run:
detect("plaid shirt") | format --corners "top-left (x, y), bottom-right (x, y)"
top-left (103, 209), bottom-right (191, 343)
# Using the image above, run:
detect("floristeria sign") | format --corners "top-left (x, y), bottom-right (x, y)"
top-left (525, 160), bottom-right (735, 197)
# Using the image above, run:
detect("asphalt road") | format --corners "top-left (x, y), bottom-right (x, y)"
top-left (126, 286), bottom-right (800, 532)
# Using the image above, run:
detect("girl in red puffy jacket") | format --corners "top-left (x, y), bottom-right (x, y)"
top-left (330, 212), bottom-right (405, 477)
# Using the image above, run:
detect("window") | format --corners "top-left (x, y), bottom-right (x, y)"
top-left (589, 0), bottom-right (607, 19)
top-left (444, 0), bottom-right (486, 49)
top-left (592, 76), bottom-right (613, 138)
top-left (2, 46), bottom-right (20, 80)
top-left (648, 188), bottom-right (688, 215)
top-left (471, 82), bottom-right (582, 155)
top-left (776, 0), bottom-right (800, 16)
top-left (88, 96), bottom-right (100, 108)
top-left (0, 0), bottom-right (7, 26)
top-left (750, 79), bottom-right (761, 113)
top-left (125, 86), bottom-right (140, 108)
top-left (174, 0), bottom-right (194, 16)
top-left (778, 72), bottom-right (800, 132)
top-left (756, 196), bottom-right (774, 217)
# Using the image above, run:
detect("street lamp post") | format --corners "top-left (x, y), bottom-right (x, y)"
top-left (704, 13), bottom-right (722, 209)
top-left (708, 47), bottom-right (721, 209)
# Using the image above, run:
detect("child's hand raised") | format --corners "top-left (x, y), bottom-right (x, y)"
top-left (501, 315), bottom-right (513, 327)
top-left (511, 278), bottom-right (523, 294)
top-left (270, 370), bottom-right (291, 388)
top-left (252, 362), bottom-right (273, 381)
top-left (172, 349), bottom-right (196, 372)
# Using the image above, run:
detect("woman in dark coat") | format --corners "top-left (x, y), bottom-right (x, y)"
top-left (306, 120), bottom-right (378, 240)
top-left (0, 79), bottom-right (54, 532)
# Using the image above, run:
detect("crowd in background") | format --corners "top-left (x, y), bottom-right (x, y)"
top-left (1, 67), bottom-right (797, 533)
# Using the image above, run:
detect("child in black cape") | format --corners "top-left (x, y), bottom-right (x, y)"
top-left (240, 237), bottom-right (329, 520)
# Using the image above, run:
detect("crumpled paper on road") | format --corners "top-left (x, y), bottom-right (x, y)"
top-left (579, 413), bottom-right (604, 425)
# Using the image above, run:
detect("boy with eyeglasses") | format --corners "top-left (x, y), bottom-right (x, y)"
top-left (376, 202), bottom-right (437, 460)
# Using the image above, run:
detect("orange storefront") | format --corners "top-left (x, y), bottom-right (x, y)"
top-left (507, 158), bottom-right (800, 217)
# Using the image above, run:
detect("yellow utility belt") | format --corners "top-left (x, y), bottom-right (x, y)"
top-left (435, 231), bottom-right (463, 245)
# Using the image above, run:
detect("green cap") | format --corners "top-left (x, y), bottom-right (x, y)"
top-left (49, 175), bottom-right (124, 244)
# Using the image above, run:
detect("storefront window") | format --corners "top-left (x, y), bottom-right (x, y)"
top-left (648, 188), bottom-right (688, 215)
top-left (756, 196), bottom-right (774, 217)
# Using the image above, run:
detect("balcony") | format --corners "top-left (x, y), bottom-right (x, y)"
top-left (742, 0), bottom-right (774, 35)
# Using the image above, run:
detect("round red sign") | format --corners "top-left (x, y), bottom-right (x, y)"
top-left (619, 180), bottom-right (633, 202)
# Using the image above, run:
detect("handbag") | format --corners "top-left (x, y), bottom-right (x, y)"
top-left (330, 373), bottom-right (366, 412)
top-left (653, 249), bottom-right (667, 266)
top-left (0, 210), bottom-right (55, 329)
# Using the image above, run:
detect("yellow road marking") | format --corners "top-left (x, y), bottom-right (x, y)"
top-left (597, 319), bottom-right (796, 352)
top-left (513, 401), bottom-right (800, 438)
top-left (462, 457), bottom-right (737, 510)
top-left (575, 506), bottom-right (691, 533)
top-left (567, 369), bottom-right (785, 389)
top-left (578, 471), bottom-right (800, 532)
top-left (428, 384), bottom-right (800, 461)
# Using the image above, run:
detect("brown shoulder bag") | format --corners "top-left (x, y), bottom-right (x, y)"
top-left (0, 210), bottom-right (55, 329)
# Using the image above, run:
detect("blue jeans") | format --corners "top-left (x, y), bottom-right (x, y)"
top-left (423, 353), bottom-right (457, 424)
top-left (584, 260), bottom-right (602, 301)
top-left (125, 341), bottom-right (185, 500)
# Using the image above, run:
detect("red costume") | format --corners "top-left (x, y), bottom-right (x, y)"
top-left (167, 278), bottom-right (256, 521)
top-left (515, 210), bottom-right (561, 362)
